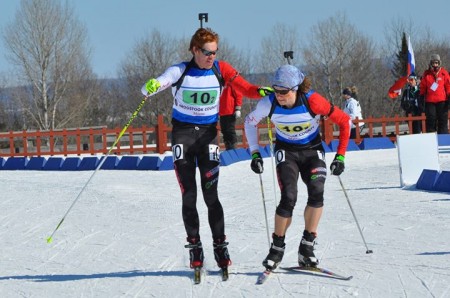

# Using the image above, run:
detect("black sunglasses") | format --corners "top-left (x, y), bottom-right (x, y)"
top-left (273, 87), bottom-right (294, 95)
top-left (200, 48), bottom-right (218, 56)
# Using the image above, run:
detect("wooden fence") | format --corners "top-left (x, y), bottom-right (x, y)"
top-left (0, 113), bottom-right (446, 157)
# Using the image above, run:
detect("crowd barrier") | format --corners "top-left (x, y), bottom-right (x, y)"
top-left (2, 134), bottom-right (449, 193)
top-left (0, 137), bottom-right (398, 171)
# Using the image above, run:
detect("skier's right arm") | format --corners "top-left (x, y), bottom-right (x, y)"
top-left (244, 97), bottom-right (272, 153)
top-left (141, 63), bottom-right (185, 96)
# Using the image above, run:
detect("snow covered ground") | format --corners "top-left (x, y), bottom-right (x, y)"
top-left (1, 149), bottom-right (449, 297)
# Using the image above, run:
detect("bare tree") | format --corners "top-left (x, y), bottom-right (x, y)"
top-left (382, 17), bottom-right (450, 116)
top-left (0, 77), bottom-right (6, 130)
top-left (3, 0), bottom-right (94, 130)
top-left (414, 31), bottom-right (450, 76)
top-left (382, 18), bottom-right (416, 55)
top-left (256, 23), bottom-right (302, 74)
top-left (0, 95), bottom-right (7, 132)
top-left (302, 12), bottom-right (376, 107)
top-left (118, 29), bottom-right (179, 126)
top-left (118, 30), bottom-right (254, 127)
top-left (218, 38), bottom-right (252, 75)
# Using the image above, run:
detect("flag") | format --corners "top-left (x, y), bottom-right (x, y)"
top-left (388, 76), bottom-right (408, 98)
top-left (406, 35), bottom-right (415, 76)
top-left (388, 34), bottom-right (415, 99)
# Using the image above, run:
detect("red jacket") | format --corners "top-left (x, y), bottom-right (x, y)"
top-left (217, 61), bottom-right (260, 116)
top-left (219, 84), bottom-right (242, 116)
top-left (309, 92), bottom-right (351, 156)
top-left (419, 67), bottom-right (450, 103)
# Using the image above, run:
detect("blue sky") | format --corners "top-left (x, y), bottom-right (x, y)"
top-left (1, 0), bottom-right (449, 79)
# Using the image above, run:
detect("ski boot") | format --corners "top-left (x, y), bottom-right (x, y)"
top-left (185, 236), bottom-right (204, 269)
top-left (213, 236), bottom-right (232, 281)
top-left (262, 234), bottom-right (285, 271)
top-left (213, 236), bottom-right (232, 268)
top-left (298, 230), bottom-right (318, 267)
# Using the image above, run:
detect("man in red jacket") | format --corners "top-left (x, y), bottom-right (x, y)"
top-left (419, 54), bottom-right (450, 134)
top-left (219, 85), bottom-right (242, 150)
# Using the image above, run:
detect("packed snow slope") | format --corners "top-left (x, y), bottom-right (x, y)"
top-left (1, 149), bottom-right (449, 297)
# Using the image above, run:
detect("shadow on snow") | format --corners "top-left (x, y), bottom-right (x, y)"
top-left (417, 251), bottom-right (450, 256)
top-left (0, 269), bottom-right (262, 282)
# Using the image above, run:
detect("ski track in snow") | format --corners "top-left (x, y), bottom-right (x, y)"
top-left (0, 149), bottom-right (449, 297)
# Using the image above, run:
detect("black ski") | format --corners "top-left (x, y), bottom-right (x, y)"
top-left (280, 266), bottom-right (353, 280)
top-left (256, 269), bottom-right (272, 284)
top-left (221, 267), bottom-right (229, 281)
top-left (193, 267), bottom-right (202, 284)
top-left (194, 267), bottom-right (229, 283)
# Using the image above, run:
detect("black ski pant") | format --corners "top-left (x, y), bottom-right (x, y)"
top-left (219, 114), bottom-right (237, 150)
top-left (171, 123), bottom-right (224, 240)
top-left (425, 101), bottom-right (449, 134)
top-left (274, 148), bottom-right (327, 218)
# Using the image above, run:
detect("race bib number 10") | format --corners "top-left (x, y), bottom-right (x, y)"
top-left (183, 90), bottom-right (218, 105)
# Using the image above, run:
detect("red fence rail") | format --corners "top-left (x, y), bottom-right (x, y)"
top-left (0, 113), bottom-right (447, 158)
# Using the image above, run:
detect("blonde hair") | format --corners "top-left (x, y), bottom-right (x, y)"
top-left (348, 86), bottom-right (358, 96)
top-left (189, 28), bottom-right (219, 53)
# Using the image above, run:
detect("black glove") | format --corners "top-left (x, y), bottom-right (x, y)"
top-left (250, 152), bottom-right (264, 174)
top-left (330, 154), bottom-right (345, 176)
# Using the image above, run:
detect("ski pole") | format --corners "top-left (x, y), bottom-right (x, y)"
top-left (258, 173), bottom-right (271, 249)
top-left (337, 176), bottom-right (373, 254)
top-left (266, 117), bottom-right (278, 210)
top-left (46, 95), bottom-right (149, 244)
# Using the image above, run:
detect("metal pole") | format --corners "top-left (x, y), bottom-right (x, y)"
top-left (258, 173), bottom-right (271, 248)
top-left (337, 176), bottom-right (373, 254)
top-left (266, 117), bottom-right (278, 210)
top-left (46, 95), bottom-right (149, 244)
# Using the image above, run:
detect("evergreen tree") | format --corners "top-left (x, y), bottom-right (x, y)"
top-left (391, 32), bottom-right (408, 78)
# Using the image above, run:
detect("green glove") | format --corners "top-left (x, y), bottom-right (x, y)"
top-left (145, 79), bottom-right (161, 95)
top-left (258, 86), bottom-right (274, 97)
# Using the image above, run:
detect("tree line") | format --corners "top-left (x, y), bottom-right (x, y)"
top-left (1, 0), bottom-right (449, 132)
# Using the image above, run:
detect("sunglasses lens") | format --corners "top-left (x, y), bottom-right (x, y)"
top-left (274, 89), bottom-right (290, 95)
top-left (201, 48), bottom-right (217, 56)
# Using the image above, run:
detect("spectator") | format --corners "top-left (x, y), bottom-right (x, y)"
top-left (401, 73), bottom-right (423, 134)
top-left (419, 54), bottom-right (450, 134)
top-left (219, 85), bottom-right (242, 150)
top-left (342, 86), bottom-right (364, 139)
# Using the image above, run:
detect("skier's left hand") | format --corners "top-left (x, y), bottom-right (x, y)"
top-left (330, 154), bottom-right (345, 175)
top-left (258, 86), bottom-right (274, 97)
top-left (250, 152), bottom-right (264, 174)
